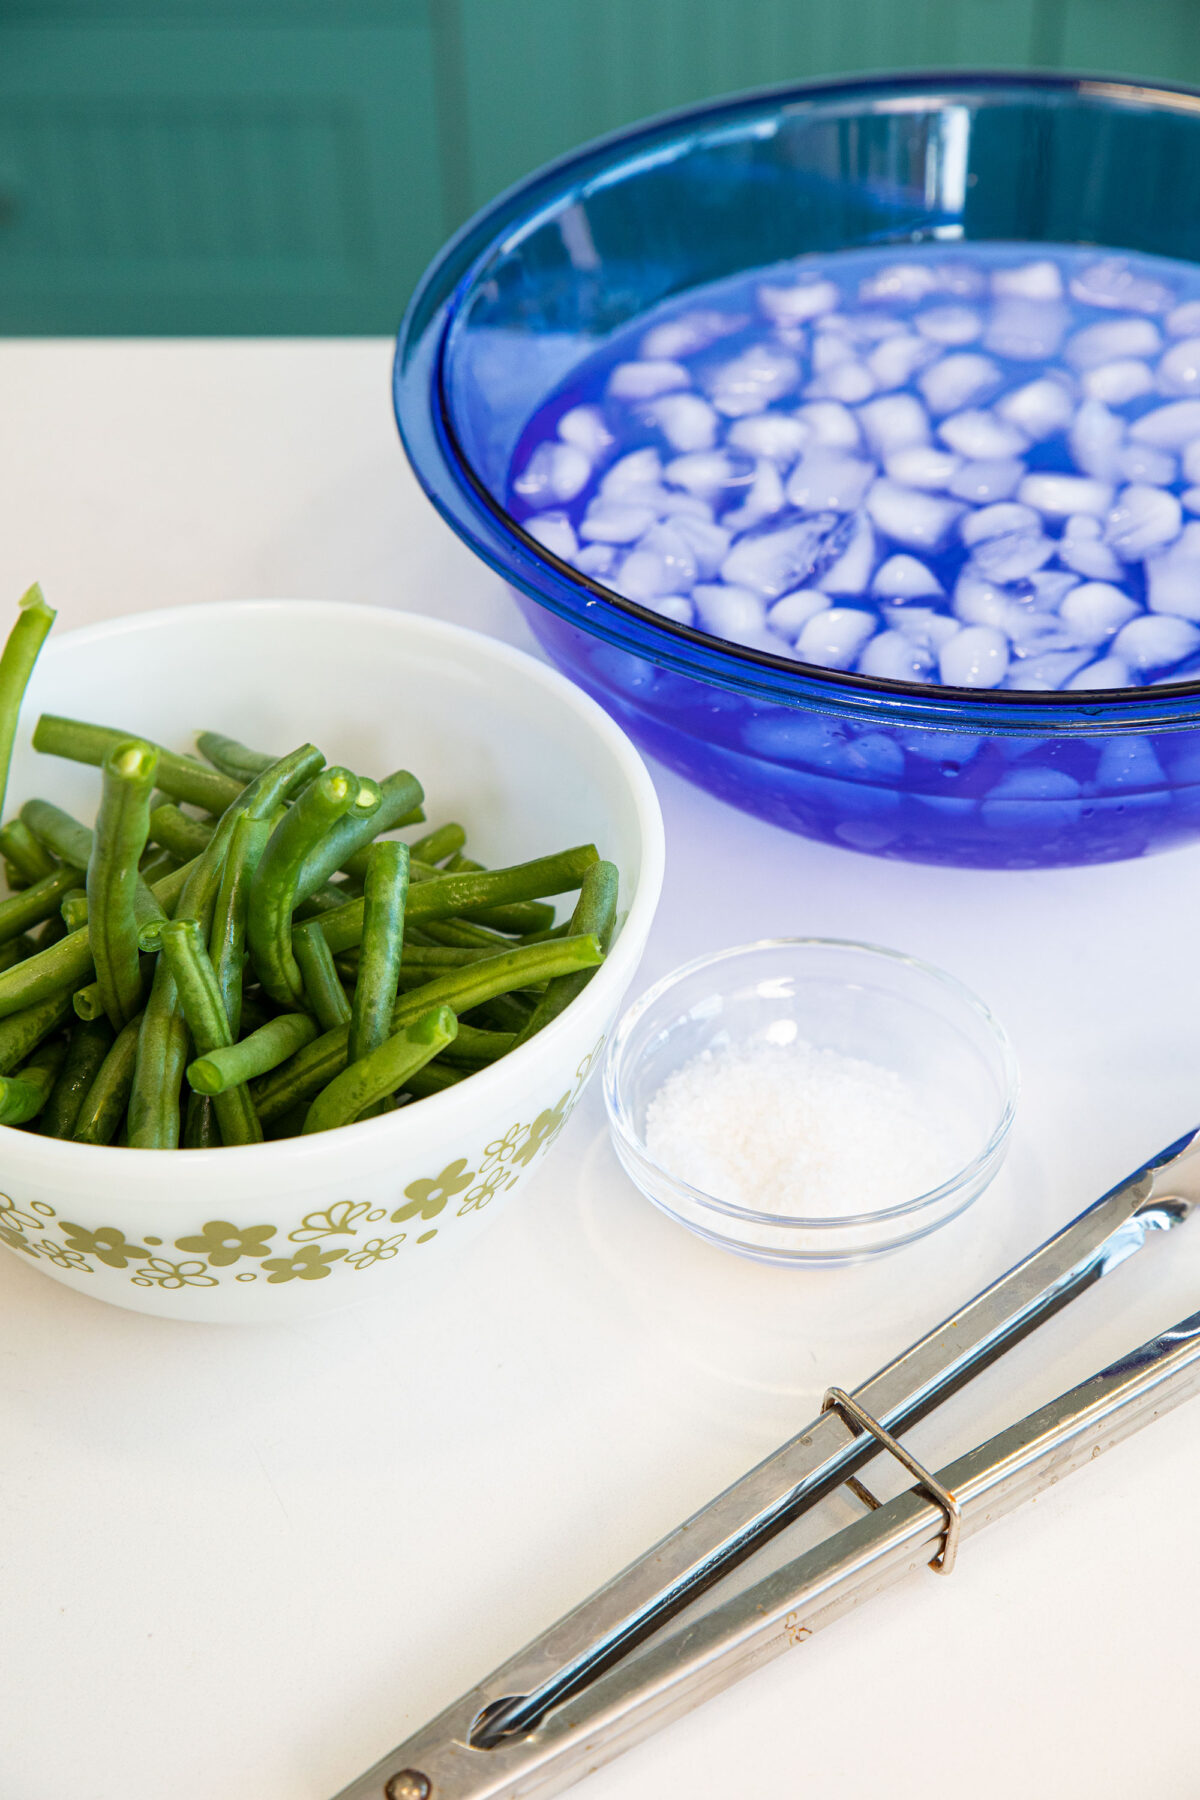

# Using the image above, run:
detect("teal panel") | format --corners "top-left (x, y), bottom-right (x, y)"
top-left (1056, 0), bottom-right (1200, 85)
top-left (448, 0), bottom-right (1045, 217)
top-left (0, 22), bottom-right (441, 333)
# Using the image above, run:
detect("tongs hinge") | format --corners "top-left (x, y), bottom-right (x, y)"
top-left (821, 1387), bottom-right (962, 1575)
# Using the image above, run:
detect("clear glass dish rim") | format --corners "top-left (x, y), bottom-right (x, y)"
top-left (603, 935), bottom-right (1020, 1231)
top-left (395, 67), bottom-right (1200, 735)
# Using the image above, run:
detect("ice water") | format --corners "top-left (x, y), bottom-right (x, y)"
top-left (507, 244), bottom-right (1200, 692)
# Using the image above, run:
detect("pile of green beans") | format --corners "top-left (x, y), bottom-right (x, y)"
top-left (0, 590), bottom-right (619, 1148)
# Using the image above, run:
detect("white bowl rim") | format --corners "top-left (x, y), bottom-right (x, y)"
top-left (603, 935), bottom-right (1019, 1231)
top-left (0, 598), bottom-right (665, 1177)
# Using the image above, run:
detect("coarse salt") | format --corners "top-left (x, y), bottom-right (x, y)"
top-left (643, 1038), bottom-right (959, 1218)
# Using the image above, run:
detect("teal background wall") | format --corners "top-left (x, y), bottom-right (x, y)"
top-left (0, 0), bottom-right (1198, 334)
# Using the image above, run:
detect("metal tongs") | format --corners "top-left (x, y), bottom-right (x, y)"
top-left (333, 1128), bottom-right (1200, 1800)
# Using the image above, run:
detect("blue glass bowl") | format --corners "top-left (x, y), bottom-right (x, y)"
top-left (395, 72), bottom-right (1200, 869)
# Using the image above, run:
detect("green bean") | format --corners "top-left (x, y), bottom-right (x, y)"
top-left (395, 944), bottom-right (496, 970)
top-left (36, 1016), bottom-right (114, 1138)
top-left (302, 1004), bottom-right (457, 1133)
top-left (159, 919), bottom-right (262, 1146)
top-left (466, 994), bottom-right (536, 1034)
top-left (416, 917), bottom-right (512, 950)
top-left (349, 841), bottom-right (409, 1065)
top-left (60, 889), bottom-right (88, 933)
top-left (314, 845), bottom-right (598, 957)
top-left (209, 812), bottom-right (268, 1039)
top-left (188, 1011), bottom-right (317, 1095)
top-left (467, 901), bottom-right (556, 935)
top-left (252, 934), bottom-right (603, 1124)
top-left (32, 913), bottom-right (67, 951)
top-left (0, 1032), bottom-right (69, 1126)
top-left (127, 958), bottom-right (188, 1148)
top-left (3, 861), bottom-right (27, 892)
top-left (398, 1061), bottom-right (466, 1097)
top-left (0, 990), bottom-right (72, 1075)
top-left (87, 739), bottom-right (158, 1029)
top-left (72, 982), bottom-right (104, 1022)
top-left (512, 860), bottom-right (619, 1048)
top-left (0, 935), bottom-right (35, 972)
top-left (293, 920), bottom-right (352, 1031)
top-left (148, 802), bottom-right (212, 862)
top-left (520, 921), bottom-right (572, 945)
top-left (0, 819), bottom-right (56, 885)
top-left (409, 823), bottom-right (465, 865)
top-left (0, 585), bottom-right (55, 822)
top-left (74, 1011), bottom-right (143, 1144)
top-left (247, 766), bottom-right (370, 1004)
top-left (0, 863), bottom-right (86, 946)
top-left (440, 1023), bottom-right (516, 1067)
top-left (138, 847), bottom-right (179, 886)
top-left (295, 770), bottom-right (423, 903)
top-left (183, 1090), bottom-right (220, 1149)
top-left (195, 730), bottom-right (276, 782)
top-left (20, 798), bottom-right (92, 868)
top-left (33, 715), bottom-right (243, 814)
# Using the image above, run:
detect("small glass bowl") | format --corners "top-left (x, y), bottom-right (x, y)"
top-left (603, 938), bottom-right (1018, 1264)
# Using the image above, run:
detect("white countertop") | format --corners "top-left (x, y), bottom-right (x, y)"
top-left (1, 339), bottom-right (1198, 1800)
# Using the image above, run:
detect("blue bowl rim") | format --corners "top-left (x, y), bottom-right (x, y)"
top-left (395, 68), bottom-right (1200, 736)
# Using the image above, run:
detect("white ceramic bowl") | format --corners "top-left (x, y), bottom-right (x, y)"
top-left (0, 601), bottom-right (663, 1321)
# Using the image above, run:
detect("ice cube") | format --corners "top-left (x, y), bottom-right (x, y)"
top-left (984, 299), bottom-right (1068, 360)
top-left (939, 624), bottom-right (1009, 688)
top-left (525, 511), bottom-right (578, 560)
top-left (872, 554), bottom-right (943, 599)
top-left (996, 376), bottom-right (1075, 440)
top-left (884, 445), bottom-right (961, 490)
top-left (657, 489), bottom-right (716, 522)
top-left (726, 412), bottom-right (811, 463)
top-left (948, 459), bottom-right (1025, 503)
top-left (579, 502), bottom-right (657, 543)
top-left (1027, 569), bottom-right (1079, 608)
top-left (794, 606), bottom-right (876, 670)
top-left (1066, 317), bottom-right (1163, 369)
top-left (1065, 655), bottom-right (1134, 690)
top-left (720, 514), bottom-right (842, 597)
top-left (811, 331), bottom-right (855, 374)
top-left (1116, 443), bottom-right (1176, 485)
top-left (513, 440), bottom-right (592, 504)
top-left (794, 401), bottom-right (861, 448)
top-left (918, 354), bottom-right (1002, 415)
top-left (857, 394), bottom-right (931, 456)
top-left (642, 392), bottom-right (719, 453)
top-left (884, 606), bottom-right (960, 649)
top-left (758, 278), bottom-right (840, 324)
top-left (643, 595), bottom-right (696, 625)
top-left (668, 513), bottom-right (733, 580)
top-left (866, 334), bottom-right (937, 390)
top-left (858, 263), bottom-right (941, 304)
top-left (807, 361), bottom-right (876, 404)
top-left (1068, 399), bottom-right (1124, 480)
top-left (1081, 360), bottom-right (1154, 405)
top-left (1183, 440), bottom-right (1200, 483)
top-left (707, 344), bottom-right (801, 415)
top-left (1145, 546), bottom-right (1200, 620)
top-left (938, 409), bottom-right (1027, 459)
top-left (640, 310), bottom-right (741, 360)
top-left (858, 629), bottom-right (935, 681)
top-left (766, 589), bottom-right (832, 639)
top-left (1094, 736), bottom-right (1167, 789)
top-left (557, 404), bottom-right (615, 461)
top-left (721, 458), bottom-right (787, 532)
top-left (1069, 259), bottom-right (1173, 313)
top-left (992, 260), bottom-right (1064, 300)
top-left (1167, 301), bottom-right (1200, 339)
top-left (572, 542), bottom-right (616, 579)
top-left (599, 448), bottom-right (664, 498)
top-left (1058, 513), bottom-right (1124, 580)
top-left (786, 451), bottom-right (876, 513)
top-left (969, 527), bottom-right (1055, 583)
top-left (914, 305), bottom-right (983, 345)
top-left (614, 548), bottom-right (675, 601)
top-left (1157, 337), bottom-right (1200, 398)
top-left (1057, 581), bottom-right (1140, 643)
top-left (607, 359), bottom-right (691, 400)
top-left (865, 478), bottom-right (965, 550)
top-left (1185, 488), bottom-right (1200, 515)
top-left (818, 514), bottom-right (876, 595)
top-left (1113, 613), bottom-right (1200, 671)
top-left (960, 501), bottom-right (1042, 546)
top-left (1018, 473), bottom-right (1114, 517)
top-left (1130, 400), bottom-right (1200, 446)
top-left (664, 449), bottom-right (755, 499)
top-left (953, 570), bottom-right (1011, 628)
top-left (691, 583), bottom-right (770, 644)
top-left (1005, 610), bottom-right (1087, 655)
top-left (636, 521), bottom-right (701, 590)
top-left (1106, 484), bottom-right (1182, 559)
top-left (1005, 651), bottom-right (1094, 690)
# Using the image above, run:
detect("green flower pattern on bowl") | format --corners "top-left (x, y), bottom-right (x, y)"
top-left (0, 1043), bottom-right (601, 1293)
